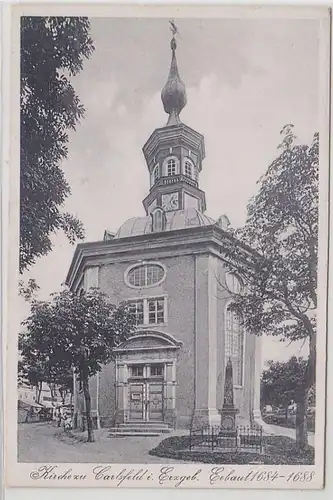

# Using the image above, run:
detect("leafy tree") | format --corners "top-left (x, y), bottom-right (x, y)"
top-left (18, 278), bottom-right (40, 301)
top-left (18, 346), bottom-right (73, 405)
top-left (19, 288), bottom-right (136, 442)
top-left (261, 357), bottom-right (308, 422)
top-left (20, 17), bottom-right (94, 272)
top-left (308, 384), bottom-right (316, 407)
top-left (18, 359), bottom-right (44, 403)
top-left (56, 370), bottom-right (74, 406)
top-left (222, 125), bottom-right (318, 450)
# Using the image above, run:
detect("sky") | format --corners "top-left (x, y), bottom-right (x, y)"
top-left (20, 17), bottom-right (320, 368)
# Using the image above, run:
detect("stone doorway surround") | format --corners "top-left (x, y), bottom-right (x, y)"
top-left (114, 330), bottom-right (183, 427)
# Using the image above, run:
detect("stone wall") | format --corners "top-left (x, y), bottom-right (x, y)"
top-left (76, 244), bottom-right (258, 429)
top-left (97, 254), bottom-right (196, 428)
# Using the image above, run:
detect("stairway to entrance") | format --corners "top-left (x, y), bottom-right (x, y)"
top-left (108, 422), bottom-right (172, 437)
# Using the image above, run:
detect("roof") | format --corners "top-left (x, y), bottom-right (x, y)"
top-left (115, 208), bottom-right (216, 239)
top-left (18, 399), bottom-right (44, 409)
top-left (41, 401), bottom-right (56, 409)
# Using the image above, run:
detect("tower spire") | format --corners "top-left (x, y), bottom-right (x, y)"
top-left (161, 22), bottom-right (187, 126)
top-left (142, 22), bottom-right (206, 216)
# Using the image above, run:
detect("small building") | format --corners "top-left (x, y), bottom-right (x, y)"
top-left (66, 34), bottom-right (261, 430)
top-left (17, 382), bottom-right (62, 411)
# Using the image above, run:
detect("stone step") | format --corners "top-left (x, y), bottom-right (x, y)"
top-left (118, 422), bottom-right (170, 429)
top-left (109, 426), bottom-right (171, 434)
top-left (108, 431), bottom-right (161, 438)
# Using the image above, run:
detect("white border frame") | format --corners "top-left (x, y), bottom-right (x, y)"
top-left (2, 2), bottom-right (330, 492)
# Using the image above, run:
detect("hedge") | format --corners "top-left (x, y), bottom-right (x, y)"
top-left (149, 435), bottom-right (314, 465)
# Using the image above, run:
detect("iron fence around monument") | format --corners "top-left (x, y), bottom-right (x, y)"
top-left (189, 424), bottom-right (263, 453)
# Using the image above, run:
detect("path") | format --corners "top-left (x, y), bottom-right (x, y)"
top-left (260, 421), bottom-right (315, 447)
top-left (18, 423), bottom-right (193, 464)
top-left (18, 421), bottom-right (316, 464)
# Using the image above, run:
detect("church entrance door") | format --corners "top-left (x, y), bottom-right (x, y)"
top-left (148, 382), bottom-right (164, 422)
top-left (115, 332), bottom-right (182, 426)
top-left (128, 364), bottom-right (164, 422)
top-left (128, 382), bottom-right (164, 422)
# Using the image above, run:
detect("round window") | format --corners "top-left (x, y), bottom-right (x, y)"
top-left (126, 263), bottom-right (166, 288)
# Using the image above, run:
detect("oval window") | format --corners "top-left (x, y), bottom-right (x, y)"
top-left (126, 263), bottom-right (166, 288)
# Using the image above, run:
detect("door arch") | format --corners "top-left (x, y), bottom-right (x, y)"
top-left (114, 330), bottom-right (182, 425)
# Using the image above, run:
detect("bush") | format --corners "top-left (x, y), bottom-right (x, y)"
top-left (149, 435), bottom-right (314, 465)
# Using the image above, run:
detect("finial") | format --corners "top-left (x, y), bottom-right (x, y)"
top-left (161, 21), bottom-right (187, 126)
top-left (169, 19), bottom-right (178, 38)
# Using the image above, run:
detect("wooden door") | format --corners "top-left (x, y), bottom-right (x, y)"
top-left (148, 383), bottom-right (164, 421)
top-left (129, 383), bottom-right (145, 421)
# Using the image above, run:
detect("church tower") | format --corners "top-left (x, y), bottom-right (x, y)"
top-left (67, 24), bottom-right (261, 432)
top-left (142, 35), bottom-right (206, 216)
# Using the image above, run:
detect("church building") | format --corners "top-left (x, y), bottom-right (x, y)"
top-left (66, 33), bottom-right (261, 430)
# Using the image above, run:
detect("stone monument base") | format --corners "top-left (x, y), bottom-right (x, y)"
top-left (217, 428), bottom-right (238, 450)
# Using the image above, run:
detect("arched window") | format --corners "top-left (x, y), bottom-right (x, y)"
top-left (151, 208), bottom-right (166, 233)
top-left (225, 273), bottom-right (242, 295)
top-left (153, 164), bottom-right (160, 184)
top-left (184, 160), bottom-right (193, 179)
top-left (167, 159), bottom-right (176, 176)
top-left (225, 305), bottom-right (244, 386)
top-left (163, 156), bottom-right (179, 177)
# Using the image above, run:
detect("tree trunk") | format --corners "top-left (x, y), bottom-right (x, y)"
top-left (60, 389), bottom-right (66, 405)
top-left (81, 368), bottom-right (95, 443)
top-left (36, 382), bottom-right (42, 404)
top-left (295, 333), bottom-right (315, 451)
top-left (49, 384), bottom-right (55, 400)
top-left (295, 388), bottom-right (309, 451)
top-left (285, 405), bottom-right (289, 424)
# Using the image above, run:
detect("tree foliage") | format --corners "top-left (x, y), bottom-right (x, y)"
top-left (18, 350), bottom-right (73, 404)
top-left (19, 288), bottom-right (136, 441)
top-left (221, 125), bottom-right (319, 449)
top-left (261, 357), bottom-right (308, 411)
top-left (20, 17), bottom-right (94, 272)
top-left (18, 278), bottom-right (40, 301)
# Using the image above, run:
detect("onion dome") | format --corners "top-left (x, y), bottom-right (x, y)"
top-left (161, 37), bottom-right (187, 126)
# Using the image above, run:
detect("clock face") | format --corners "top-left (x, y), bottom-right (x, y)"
top-left (161, 192), bottom-right (179, 211)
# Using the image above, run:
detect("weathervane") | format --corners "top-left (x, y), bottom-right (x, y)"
top-left (161, 18), bottom-right (186, 126)
top-left (169, 19), bottom-right (180, 38)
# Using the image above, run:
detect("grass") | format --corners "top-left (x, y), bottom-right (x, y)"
top-left (149, 435), bottom-right (314, 465)
top-left (263, 415), bottom-right (315, 433)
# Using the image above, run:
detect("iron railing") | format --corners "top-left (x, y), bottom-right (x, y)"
top-left (152, 174), bottom-right (198, 191)
top-left (189, 425), bottom-right (263, 453)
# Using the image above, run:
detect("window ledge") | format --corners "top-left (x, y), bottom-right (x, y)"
top-left (138, 323), bottom-right (168, 328)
